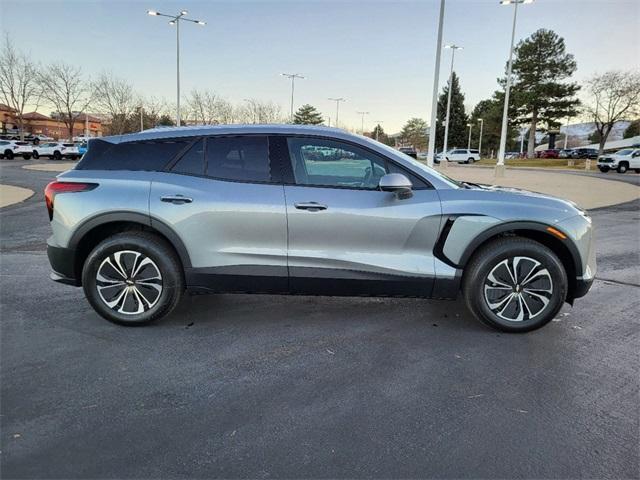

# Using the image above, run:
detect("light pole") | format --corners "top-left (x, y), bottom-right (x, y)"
top-left (427, 0), bottom-right (446, 168)
top-left (281, 73), bottom-right (305, 121)
top-left (478, 118), bottom-right (484, 156)
top-left (328, 97), bottom-right (346, 127)
top-left (356, 111), bottom-right (370, 135)
top-left (147, 9), bottom-right (206, 127)
top-left (563, 116), bottom-right (571, 149)
top-left (442, 44), bottom-right (463, 168)
top-left (466, 123), bottom-right (473, 150)
top-left (496, 0), bottom-right (533, 176)
top-left (374, 120), bottom-right (384, 141)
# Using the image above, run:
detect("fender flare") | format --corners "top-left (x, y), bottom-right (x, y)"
top-left (68, 211), bottom-right (192, 269)
top-left (437, 219), bottom-right (583, 276)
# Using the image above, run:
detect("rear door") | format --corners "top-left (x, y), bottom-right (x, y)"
top-left (281, 135), bottom-right (442, 297)
top-left (149, 135), bottom-right (288, 293)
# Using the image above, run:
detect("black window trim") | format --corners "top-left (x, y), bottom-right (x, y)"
top-left (275, 133), bottom-right (434, 191)
top-left (164, 134), bottom-right (284, 186)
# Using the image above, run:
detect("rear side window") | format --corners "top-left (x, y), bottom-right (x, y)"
top-left (205, 136), bottom-right (271, 183)
top-left (77, 139), bottom-right (188, 171)
top-left (171, 139), bottom-right (204, 175)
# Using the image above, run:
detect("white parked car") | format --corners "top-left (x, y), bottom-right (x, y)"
top-left (0, 140), bottom-right (33, 159)
top-left (436, 149), bottom-right (481, 164)
top-left (32, 142), bottom-right (81, 160)
top-left (597, 148), bottom-right (640, 174)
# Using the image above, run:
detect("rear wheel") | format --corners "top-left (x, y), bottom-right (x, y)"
top-left (463, 237), bottom-right (567, 332)
top-left (82, 231), bottom-right (184, 326)
top-left (22, 154), bottom-right (31, 160)
top-left (467, 157), bottom-right (475, 163)
top-left (617, 162), bottom-right (628, 173)
top-left (53, 151), bottom-right (62, 160)
top-left (634, 169), bottom-right (640, 174)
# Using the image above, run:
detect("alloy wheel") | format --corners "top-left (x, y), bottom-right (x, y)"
top-left (483, 256), bottom-right (553, 322)
top-left (96, 250), bottom-right (163, 315)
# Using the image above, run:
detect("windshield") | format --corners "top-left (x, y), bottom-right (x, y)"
top-left (615, 149), bottom-right (633, 155)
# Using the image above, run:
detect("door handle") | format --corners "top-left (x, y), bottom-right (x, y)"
top-left (161, 195), bottom-right (193, 204)
top-left (294, 202), bottom-right (327, 211)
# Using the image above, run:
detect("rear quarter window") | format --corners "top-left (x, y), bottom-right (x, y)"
top-left (76, 139), bottom-right (189, 171)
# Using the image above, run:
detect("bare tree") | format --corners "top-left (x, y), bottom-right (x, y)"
top-left (0, 35), bottom-right (40, 140)
top-left (37, 62), bottom-right (92, 140)
top-left (237, 98), bottom-right (284, 124)
top-left (92, 72), bottom-right (139, 135)
top-left (185, 89), bottom-right (233, 125)
top-left (585, 71), bottom-right (640, 154)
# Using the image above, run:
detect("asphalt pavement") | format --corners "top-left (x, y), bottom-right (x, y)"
top-left (1, 158), bottom-right (638, 479)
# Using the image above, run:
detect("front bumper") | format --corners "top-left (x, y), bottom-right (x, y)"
top-left (47, 242), bottom-right (80, 286)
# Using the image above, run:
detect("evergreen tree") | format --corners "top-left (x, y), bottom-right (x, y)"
top-left (436, 72), bottom-right (468, 151)
top-left (506, 29), bottom-right (581, 157)
top-left (400, 118), bottom-right (428, 150)
top-left (623, 119), bottom-right (640, 138)
top-left (469, 95), bottom-right (519, 156)
top-left (156, 114), bottom-right (176, 127)
top-left (371, 124), bottom-right (392, 144)
top-left (293, 104), bottom-right (324, 125)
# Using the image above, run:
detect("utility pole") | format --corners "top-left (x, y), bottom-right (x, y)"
top-left (356, 111), bottom-right (370, 135)
top-left (466, 123), bottom-right (472, 150)
top-left (442, 44), bottom-right (463, 169)
top-left (427, 0), bottom-right (445, 168)
top-left (478, 118), bottom-right (484, 156)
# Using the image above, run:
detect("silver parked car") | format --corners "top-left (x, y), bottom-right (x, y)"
top-left (45, 125), bottom-right (595, 332)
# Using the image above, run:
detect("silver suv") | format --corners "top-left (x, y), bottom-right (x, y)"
top-left (45, 125), bottom-right (595, 332)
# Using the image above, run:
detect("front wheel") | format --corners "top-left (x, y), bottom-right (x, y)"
top-left (4, 150), bottom-right (14, 160)
top-left (82, 231), bottom-right (184, 326)
top-left (53, 151), bottom-right (61, 160)
top-left (634, 169), bottom-right (640, 174)
top-left (463, 237), bottom-right (567, 332)
top-left (598, 166), bottom-right (609, 172)
top-left (22, 154), bottom-right (31, 160)
top-left (32, 151), bottom-right (39, 159)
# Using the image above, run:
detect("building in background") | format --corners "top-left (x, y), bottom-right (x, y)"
top-left (0, 104), bottom-right (103, 139)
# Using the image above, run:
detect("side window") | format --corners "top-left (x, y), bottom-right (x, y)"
top-left (76, 139), bottom-right (188, 171)
top-left (287, 137), bottom-right (387, 189)
top-left (205, 136), bottom-right (271, 183)
top-left (171, 139), bottom-right (204, 175)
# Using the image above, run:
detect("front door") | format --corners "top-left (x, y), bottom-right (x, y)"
top-left (149, 135), bottom-right (288, 293)
top-left (282, 136), bottom-right (442, 297)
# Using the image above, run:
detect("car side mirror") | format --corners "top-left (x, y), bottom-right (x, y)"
top-left (379, 173), bottom-right (413, 199)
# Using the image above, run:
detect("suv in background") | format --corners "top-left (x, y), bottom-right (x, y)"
top-left (0, 140), bottom-right (31, 159)
top-left (45, 125), bottom-right (595, 333)
top-left (398, 147), bottom-right (417, 159)
top-left (597, 148), bottom-right (640, 173)
top-left (571, 148), bottom-right (598, 159)
top-left (33, 142), bottom-right (80, 160)
top-left (436, 149), bottom-right (481, 163)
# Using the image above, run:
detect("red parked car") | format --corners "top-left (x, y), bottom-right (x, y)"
top-left (540, 149), bottom-right (560, 159)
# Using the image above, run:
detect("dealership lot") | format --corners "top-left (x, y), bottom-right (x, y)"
top-left (1, 159), bottom-right (638, 478)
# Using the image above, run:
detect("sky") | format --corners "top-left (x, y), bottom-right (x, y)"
top-left (1, 0), bottom-right (639, 132)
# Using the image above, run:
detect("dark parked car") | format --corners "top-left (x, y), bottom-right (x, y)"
top-left (398, 147), bottom-right (417, 159)
top-left (571, 148), bottom-right (599, 159)
top-left (540, 149), bottom-right (560, 159)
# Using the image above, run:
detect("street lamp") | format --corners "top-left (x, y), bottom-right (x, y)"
top-left (478, 118), bottom-right (484, 156)
top-left (281, 73), bottom-right (305, 121)
top-left (356, 111), bottom-right (370, 135)
top-left (496, 0), bottom-right (534, 176)
top-left (466, 123), bottom-right (473, 150)
top-left (442, 44), bottom-right (463, 168)
top-left (328, 97), bottom-right (346, 127)
top-left (427, 0), bottom-right (446, 168)
top-left (147, 9), bottom-right (206, 127)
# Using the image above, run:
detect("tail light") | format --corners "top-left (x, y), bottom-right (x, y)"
top-left (44, 181), bottom-right (98, 221)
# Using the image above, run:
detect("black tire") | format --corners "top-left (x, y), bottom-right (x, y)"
top-left (53, 151), bottom-right (61, 160)
top-left (634, 169), bottom-right (640, 174)
top-left (468, 157), bottom-right (475, 164)
top-left (598, 166), bottom-right (609, 172)
top-left (32, 151), bottom-right (39, 159)
top-left (617, 162), bottom-right (628, 174)
top-left (4, 150), bottom-right (14, 160)
top-left (22, 154), bottom-right (31, 160)
top-left (82, 231), bottom-right (184, 326)
top-left (462, 237), bottom-right (567, 333)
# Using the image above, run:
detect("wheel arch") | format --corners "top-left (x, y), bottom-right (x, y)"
top-left (440, 220), bottom-right (582, 303)
top-left (69, 212), bottom-right (191, 284)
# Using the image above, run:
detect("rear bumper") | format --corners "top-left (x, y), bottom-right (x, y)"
top-left (47, 243), bottom-right (80, 286)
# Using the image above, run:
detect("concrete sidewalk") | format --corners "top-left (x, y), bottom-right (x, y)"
top-left (0, 184), bottom-right (34, 208)
top-left (438, 164), bottom-right (639, 209)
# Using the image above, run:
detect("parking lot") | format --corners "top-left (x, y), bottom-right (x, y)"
top-left (1, 158), bottom-right (638, 478)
